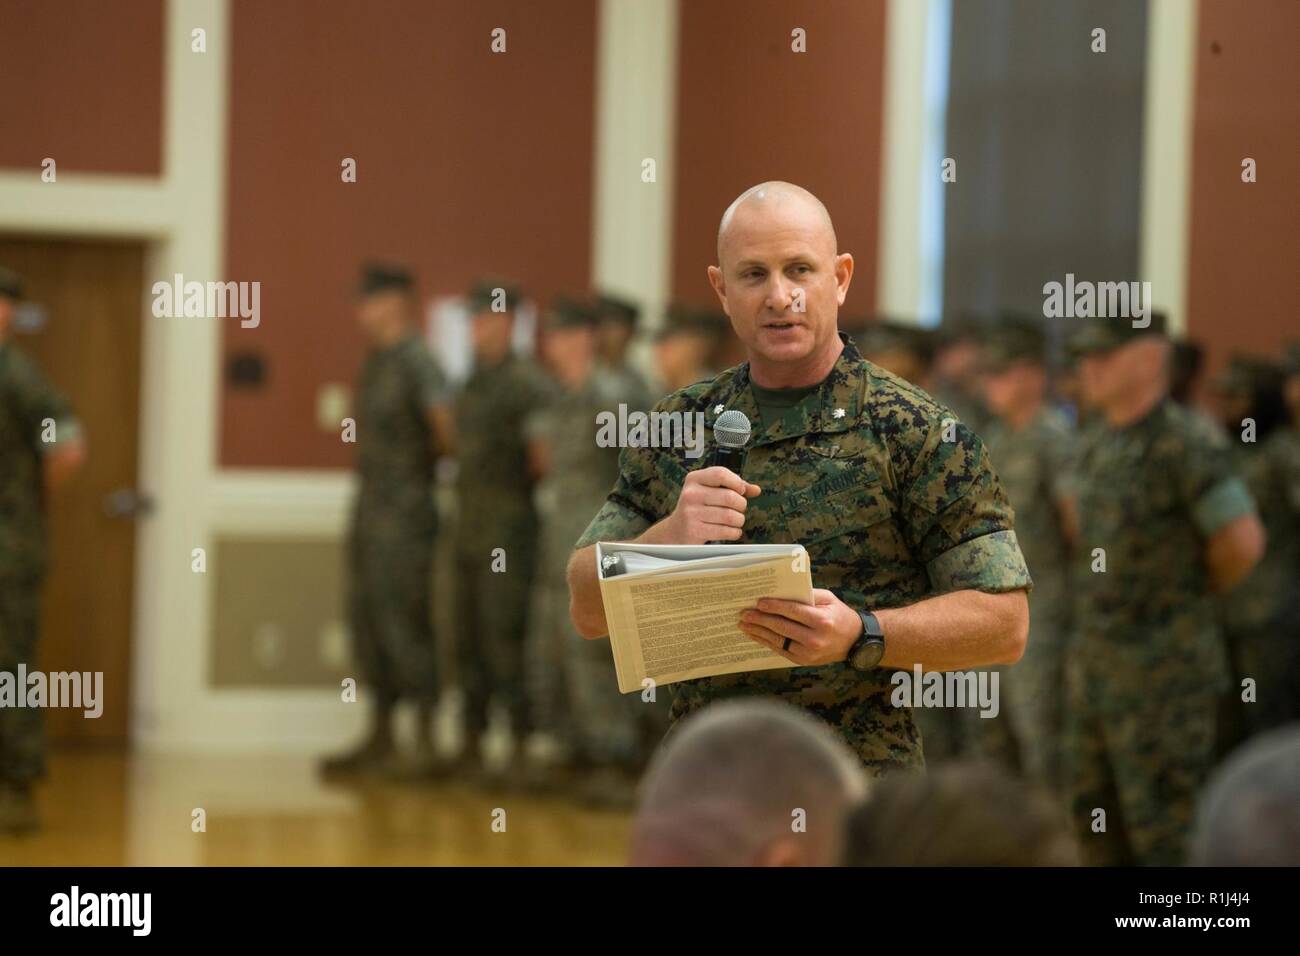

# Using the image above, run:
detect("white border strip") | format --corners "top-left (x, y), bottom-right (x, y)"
top-left (876, 0), bottom-right (934, 323)
top-left (1140, 0), bottom-right (1200, 337)
top-left (591, 0), bottom-right (680, 343)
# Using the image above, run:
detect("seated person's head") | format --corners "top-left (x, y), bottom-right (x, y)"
top-left (630, 701), bottom-right (868, 866)
top-left (1190, 724), bottom-right (1300, 867)
top-left (844, 761), bottom-right (1077, 866)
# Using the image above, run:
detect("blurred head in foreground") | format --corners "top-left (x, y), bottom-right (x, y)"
top-left (1190, 724), bottom-right (1300, 867)
top-left (844, 762), bottom-right (1078, 866)
top-left (630, 700), bottom-right (868, 866)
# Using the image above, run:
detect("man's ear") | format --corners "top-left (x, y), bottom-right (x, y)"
top-left (834, 253), bottom-right (855, 305)
top-left (707, 265), bottom-right (727, 309)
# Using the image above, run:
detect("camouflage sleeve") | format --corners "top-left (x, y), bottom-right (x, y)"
top-left (1178, 417), bottom-right (1257, 536)
top-left (573, 391), bottom-right (689, 549)
top-left (1281, 435), bottom-right (1300, 516)
top-left (1042, 413), bottom-right (1078, 502)
top-left (900, 417), bottom-right (1032, 595)
top-left (523, 387), bottom-right (559, 443)
top-left (10, 348), bottom-right (81, 451)
top-left (411, 346), bottom-right (452, 409)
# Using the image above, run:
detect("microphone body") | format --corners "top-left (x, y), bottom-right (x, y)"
top-left (707, 445), bottom-right (746, 476)
top-left (705, 410), bottom-right (752, 545)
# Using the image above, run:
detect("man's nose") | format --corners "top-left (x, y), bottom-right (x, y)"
top-left (765, 274), bottom-right (793, 312)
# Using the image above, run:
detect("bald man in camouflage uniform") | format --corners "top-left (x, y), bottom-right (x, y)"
top-left (1066, 314), bottom-right (1265, 866)
top-left (452, 280), bottom-right (552, 780)
top-left (566, 182), bottom-right (1032, 777)
top-left (0, 267), bottom-right (86, 833)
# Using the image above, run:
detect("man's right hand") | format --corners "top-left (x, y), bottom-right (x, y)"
top-left (644, 467), bottom-right (762, 545)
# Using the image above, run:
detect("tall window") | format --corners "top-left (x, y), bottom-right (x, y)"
top-left (941, 0), bottom-right (1148, 343)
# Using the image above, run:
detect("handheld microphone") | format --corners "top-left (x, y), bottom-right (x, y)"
top-left (708, 409), bottom-right (751, 474)
top-left (706, 410), bottom-right (752, 545)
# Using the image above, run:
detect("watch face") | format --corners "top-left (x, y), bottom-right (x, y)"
top-left (852, 639), bottom-right (884, 671)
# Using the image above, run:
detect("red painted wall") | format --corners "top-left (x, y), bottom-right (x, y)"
top-left (670, 0), bottom-right (886, 316)
top-left (0, 0), bottom-right (163, 175)
top-left (1186, 0), bottom-right (1300, 380)
top-left (220, 0), bottom-right (597, 468)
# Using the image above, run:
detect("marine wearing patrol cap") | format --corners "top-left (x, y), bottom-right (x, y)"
top-left (0, 267), bottom-right (25, 302)
top-left (540, 296), bottom-right (600, 332)
top-left (357, 261), bottom-right (414, 297)
top-left (467, 277), bottom-right (523, 314)
top-left (857, 319), bottom-right (935, 385)
top-left (1067, 310), bottom-right (1168, 356)
top-left (595, 292), bottom-right (639, 329)
top-left (654, 303), bottom-right (725, 342)
top-left (981, 317), bottom-right (1047, 373)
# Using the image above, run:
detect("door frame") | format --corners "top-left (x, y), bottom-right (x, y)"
top-left (0, 0), bottom-right (230, 752)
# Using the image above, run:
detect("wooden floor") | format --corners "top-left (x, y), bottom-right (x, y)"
top-left (0, 749), bottom-right (632, 866)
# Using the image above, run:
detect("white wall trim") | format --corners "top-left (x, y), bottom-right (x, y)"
top-left (876, 0), bottom-right (935, 324)
top-left (591, 0), bottom-right (679, 352)
top-left (1140, 0), bottom-right (1200, 337)
top-left (0, 173), bottom-right (174, 237)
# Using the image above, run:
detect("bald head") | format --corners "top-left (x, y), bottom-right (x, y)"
top-left (630, 700), bottom-right (868, 866)
top-left (716, 181), bottom-right (837, 265)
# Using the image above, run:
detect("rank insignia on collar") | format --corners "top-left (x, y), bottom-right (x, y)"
top-left (833, 407), bottom-right (846, 419)
top-left (713, 404), bottom-right (725, 415)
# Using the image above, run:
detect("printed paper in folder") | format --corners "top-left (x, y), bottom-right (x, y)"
top-left (594, 542), bottom-right (814, 694)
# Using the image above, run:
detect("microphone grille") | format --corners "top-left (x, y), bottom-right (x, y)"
top-left (713, 409), bottom-right (752, 449)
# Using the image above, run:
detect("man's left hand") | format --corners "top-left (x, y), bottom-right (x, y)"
top-left (738, 589), bottom-right (862, 666)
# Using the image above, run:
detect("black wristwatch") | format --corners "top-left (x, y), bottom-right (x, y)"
top-left (847, 610), bottom-right (886, 671)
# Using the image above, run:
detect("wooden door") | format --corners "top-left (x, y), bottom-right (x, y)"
top-left (0, 235), bottom-right (143, 744)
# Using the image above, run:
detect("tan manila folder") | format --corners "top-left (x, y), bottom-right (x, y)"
top-left (595, 542), bottom-right (814, 694)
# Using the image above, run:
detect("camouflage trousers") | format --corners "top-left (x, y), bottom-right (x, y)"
top-left (1224, 618), bottom-right (1300, 740)
top-left (0, 574), bottom-right (45, 782)
top-left (525, 554), bottom-right (671, 767)
top-left (453, 521), bottom-right (537, 739)
top-left (1002, 627), bottom-right (1068, 795)
top-left (348, 524), bottom-right (440, 706)
top-left (568, 634), bottom-right (671, 768)
top-left (912, 672), bottom-right (1020, 773)
top-left (1064, 654), bottom-right (1218, 867)
top-left (525, 569), bottom-right (576, 745)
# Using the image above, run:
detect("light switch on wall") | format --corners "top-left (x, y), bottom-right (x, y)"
top-left (317, 383), bottom-right (351, 432)
top-left (319, 620), bottom-right (350, 669)
top-left (253, 623), bottom-right (285, 671)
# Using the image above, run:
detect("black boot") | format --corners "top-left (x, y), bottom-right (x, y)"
top-left (319, 698), bottom-right (396, 778)
top-left (0, 780), bottom-right (40, 835)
